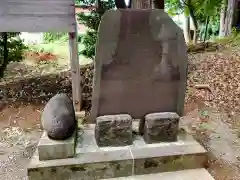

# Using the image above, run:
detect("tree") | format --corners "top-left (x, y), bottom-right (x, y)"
top-left (166, 0), bottom-right (194, 42)
top-left (183, 15), bottom-right (191, 43)
top-left (43, 32), bottom-right (68, 43)
top-left (0, 32), bottom-right (26, 78)
top-left (197, 0), bottom-right (222, 41)
top-left (219, 0), bottom-right (228, 36)
top-left (76, 0), bottom-right (119, 59)
top-left (220, 0), bottom-right (235, 36)
top-left (166, 0), bottom-right (223, 43)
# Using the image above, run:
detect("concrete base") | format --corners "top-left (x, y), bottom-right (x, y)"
top-left (103, 169), bottom-right (215, 180)
top-left (38, 131), bottom-right (76, 161)
top-left (28, 124), bottom-right (207, 180)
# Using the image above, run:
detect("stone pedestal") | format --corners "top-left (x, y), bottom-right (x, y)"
top-left (95, 114), bottom-right (133, 147)
top-left (144, 112), bottom-right (179, 144)
top-left (28, 124), bottom-right (208, 180)
top-left (38, 131), bottom-right (76, 161)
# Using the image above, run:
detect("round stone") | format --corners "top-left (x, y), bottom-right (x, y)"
top-left (41, 93), bottom-right (77, 140)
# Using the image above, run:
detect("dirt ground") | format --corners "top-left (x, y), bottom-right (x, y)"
top-left (182, 108), bottom-right (240, 180)
top-left (0, 105), bottom-right (42, 180)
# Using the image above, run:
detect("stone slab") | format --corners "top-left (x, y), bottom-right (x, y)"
top-left (37, 130), bottom-right (76, 161)
top-left (90, 9), bottom-right (188, 124)
top-left (95, 114), bottom-right (133, 147)
top-left (28, 124), bottom-right (207, 180)
top-left (102, 169), bottom-right (215, 180)
top-left (144, 112), bottom-right (180, 143)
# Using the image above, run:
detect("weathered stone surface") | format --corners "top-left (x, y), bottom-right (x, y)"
top-left (90, 9), bottom-right (188, 133)
top-left (28, 160), bottom-right (132, 180)
top-left (95, 114), bottom-right (132, 147)
top-left (38, 131), bottom-right (76, 160)
top-left (41, 93), bottom-right (77, 140)
top-left (143, 112), bottom-right (179, 143)
top-left (133, 154), bottom-right (207, 175)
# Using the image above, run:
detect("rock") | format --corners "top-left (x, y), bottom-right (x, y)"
top-left (95, 114), bottom-right (133, 147)
top-left (41, 93), bottom-right (77, 140)
top-left (144, 112), bottom-right (179, 143)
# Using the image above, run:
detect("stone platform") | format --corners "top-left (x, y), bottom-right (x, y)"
top-left (28, 124), bottom-right (207, 180)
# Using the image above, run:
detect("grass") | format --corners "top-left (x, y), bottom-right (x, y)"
top-left (28, 42), bottom-right (92, 65)
top-left (213, 32), bottom-right (240, 46)
top-left (1, 41), bottom-right (92, 83)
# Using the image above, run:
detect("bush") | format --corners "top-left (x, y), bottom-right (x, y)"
top-left (77, 0), bottom-right (115, 59)
top-left (0, 32), bottom-right (27, 78)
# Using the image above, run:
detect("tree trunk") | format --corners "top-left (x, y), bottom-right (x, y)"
top-left (203, 16), bottom-right (210, 42)
top-left (189, 5), bottom-right (198, 44)
top-left (224, 0), bottom-right (235, 36)
top-left (219, 0), bottom-right (227, 37)
top-left (0, 32), bottom-right (8, 78)
top-left (183, 15), bottom-right (191, 43)
top-left (96, 0), bottom-right (100, 11)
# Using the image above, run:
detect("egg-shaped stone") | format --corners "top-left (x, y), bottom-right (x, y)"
top-left (41, 93), bottom-right (77, 140)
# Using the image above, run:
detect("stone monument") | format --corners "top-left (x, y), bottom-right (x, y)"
top-left (90, 9), bottom-right (188, 141)
top-left (27, 9), bottom-right (213, 180)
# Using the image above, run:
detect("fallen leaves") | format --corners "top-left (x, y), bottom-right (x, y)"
top-left (186, 47), bottom-right (240, 117)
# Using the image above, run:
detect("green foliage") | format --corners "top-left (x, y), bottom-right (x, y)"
top-left (43, 32), bottom-right (68, 43)
top-left (232, 27), bottom-right (238, 36)
top-left (0, 33), bottom-right (27, 78)
top-left (166, 0), bottom-right (223, 41)
top-left (76, 0), bottom-right (115, 59)
top-left (214, 30), bottom-right (240, 46)
top-left (165, 0), bottom-right (184, 16)
top-left (79, 31), bottom-right (98, 59)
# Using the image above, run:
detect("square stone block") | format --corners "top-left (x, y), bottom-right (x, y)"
top-left (144, 112), bottom-right (179, 143)
top-left (38, 130), bottom-right (76, 161)
top-left (95, 114), bottom-right (133, 147)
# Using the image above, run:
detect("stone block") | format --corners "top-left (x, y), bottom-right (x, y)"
top-left (144, 112), bottom-right (179, 143)
top-left (38, 130), bottom-right (76, 161)
top-left (95, 114), bottom-right (133, 147)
